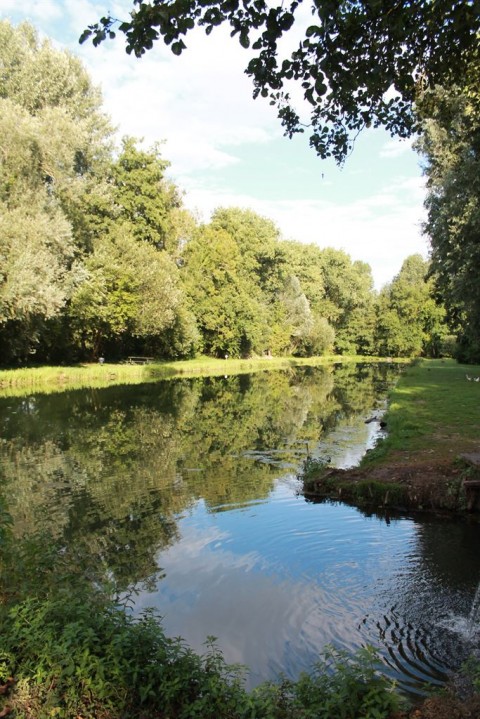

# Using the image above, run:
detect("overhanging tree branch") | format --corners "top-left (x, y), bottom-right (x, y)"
top-left (81, 1), bottom-right (480, 162)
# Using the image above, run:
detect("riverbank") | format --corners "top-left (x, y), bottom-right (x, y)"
top-left (0, 354), bottom-right (403, 397)
top-left (302, 358), bottom-right (480, 514)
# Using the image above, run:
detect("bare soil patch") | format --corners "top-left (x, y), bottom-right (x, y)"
top-left (406, 694), bottom-right (480, 719)
top-left (305, 447), bottom-right (480, 514)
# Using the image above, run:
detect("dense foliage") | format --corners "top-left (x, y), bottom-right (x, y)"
top-left (417, 59), bottom-right (480, 362)
top-left (0, 20), bottom-right (449, 366)
top-left (375, 255), bottom-right (451, 358)
top-left (79, 1), bottom-right (480, 361)
top-left (81, 1), bottom-right (479, 163)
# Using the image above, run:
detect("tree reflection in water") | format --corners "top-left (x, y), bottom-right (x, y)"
top-left (0, 363), bottom-right (400, 592)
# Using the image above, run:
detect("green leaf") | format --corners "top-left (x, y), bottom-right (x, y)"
top-left (239, 30), bottom-right (250, 48)
top-left (306, 25), bottom-right (320, 37)
top-left (78, 29), bottom-right (92, 44)
top-left (171, 40), bottom-right (186, 55)
top-left (315, 79), bottom-right (327, 96)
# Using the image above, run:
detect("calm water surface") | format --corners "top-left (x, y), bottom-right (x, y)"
top-left (1, 363), bottom-right (479, 696)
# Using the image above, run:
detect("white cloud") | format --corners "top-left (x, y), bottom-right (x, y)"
top-left (63, 0), bottom-right (104, 37)
top-left (73, 14), bottom-right (279, 172)
top-left (379, 138), bottom-right (414, 159)
top-left (2, 0), bottom-right (62, 21)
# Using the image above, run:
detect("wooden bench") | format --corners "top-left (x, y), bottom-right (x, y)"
top-left (126, 356), bottom-right (154, 365)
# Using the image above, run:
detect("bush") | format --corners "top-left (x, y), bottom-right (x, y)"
top-left (299, 455), bottom-right (331, 488)
top-left (2, 593), bottom-right (403, 719)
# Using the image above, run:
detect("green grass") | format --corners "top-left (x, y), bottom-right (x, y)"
top-left (0, 354), bottom-right (404, 398)
top-left (362, 358), bottom-right (480, 466)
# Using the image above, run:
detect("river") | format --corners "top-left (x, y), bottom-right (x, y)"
top-left (1, 363), bottom-right (479, 696)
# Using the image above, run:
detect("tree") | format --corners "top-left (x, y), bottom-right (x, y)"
top-left (375, 254), bottom-right (449, 358)
top-left (319, 249), bottom-right (376, 355)
top-left (301, 315), bottom-right (335, 356)
top-left (182, 226), bottom-right (269, 357)
top-left (416, 65), bottom-right (480, 362)
top-left (110, 138), bottom-right (188, 252)
top-left (81, 1), bottom-right (479, 162)
top-left (0, 21), bottom-right (113, 363)
top-left (278, 275), bottom-right (314, 354)
top-left (210, 207), bottom-right (284, 294)
top-left (69, 228), bottom-right (188, 358)
top-left (67, 137), bottom-right (194, 254)
top-left (0, 21), bottom-right (202, 365)
top-left (280, 242), bottom-right (374, 355)
top-left (283, 241), bottom-right (327, 314)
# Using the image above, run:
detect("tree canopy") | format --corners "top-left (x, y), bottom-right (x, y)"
top-left (81, 1), bottom-right (479, 162)
top-left (375, 254), bottom-right (449, 357)
top-left (416, 61), bottom-right (480, 362)
top-left (0, 18), bottom-right (453, 365)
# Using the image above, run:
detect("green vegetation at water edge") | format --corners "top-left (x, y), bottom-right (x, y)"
top-left (362, 358), bottom-right (480, 465)
top-left (0, 498), bottom-right (404, 719)
top-left (299, 359), bottom-right (480, 513)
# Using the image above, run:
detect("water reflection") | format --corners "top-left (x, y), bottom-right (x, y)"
top-left (0, 363), bottom-right (395, 586)
top-left (3, 363), bottom-right (479, 696)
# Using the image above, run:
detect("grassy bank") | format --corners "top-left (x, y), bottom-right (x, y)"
top-left (0, 354), bottom-right (400, 398)
top-left (302, 358), bottom-right (480, 513)
top-left (363, 358), bottom-right (480, 466)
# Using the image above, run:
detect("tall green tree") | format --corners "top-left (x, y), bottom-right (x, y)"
top-left (69, 228), bottom-right (190, 359)
top-left (375, 254), bottom-right (449, 358)
top-left (277, 275), bottom-right (314, 354)
top-left (283, 241), bottom-right (327, 314)
top-left (210, 207), bottom-right (285, 295)
top-left (0, 21), bottom-right (113, 363)
top-left (416, 65), bottom-right (480, 362)
top-left (110, 138), bottom-right (190, 253)
top-left (318, 249), bottom-right (376, 355)
top-left (83, 1), bottom-right (479, 162)
top-left (0, 23), bottom-right (197, 365)
top-left (67, 137), bottom-right (199, 360)
top-left (182, 226), bottom-right (269, 357)
top-left (66, 137), bottom-right (195, 255)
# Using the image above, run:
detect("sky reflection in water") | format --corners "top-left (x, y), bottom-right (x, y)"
top-left (2, 365), bottom-right (480, 696)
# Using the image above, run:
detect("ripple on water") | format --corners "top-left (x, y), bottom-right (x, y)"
top-left (3, 371), bottom-right (480, 700)
top-left (141, 487), bottom-right (480, 696)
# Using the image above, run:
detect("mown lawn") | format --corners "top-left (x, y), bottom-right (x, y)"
top-left (363, 358), bottom-right (480, 465)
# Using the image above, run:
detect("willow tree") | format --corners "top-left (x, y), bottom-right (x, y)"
top-left (0, 21), bottom-right (112, 363)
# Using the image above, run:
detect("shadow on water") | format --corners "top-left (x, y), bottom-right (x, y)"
top-left (2, 362), bottom-right (478, 697)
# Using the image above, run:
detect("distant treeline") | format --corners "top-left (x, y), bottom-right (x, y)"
top-left (0, 21), bottom-right (453, 366)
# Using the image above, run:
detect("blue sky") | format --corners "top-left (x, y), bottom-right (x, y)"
top-left (2, 0), bottom-right (430, 288)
